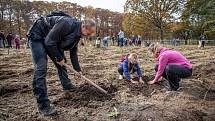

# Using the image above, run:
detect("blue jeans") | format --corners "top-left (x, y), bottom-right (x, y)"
top-left (120, 38), bottom-right (124, 47)
top-left (29, 39), bottom-right (74, 104)
top-left (0, 38), bottom-right (3, 48)
top-left (103, 40), bottom-right (108, 47)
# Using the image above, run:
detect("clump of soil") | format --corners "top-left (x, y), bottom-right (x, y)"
top-left (123, 76), bottom-right (157, 96)
top-left (187, 62), bottom-right (215, 101)
top-left (192, 62), bottom-right (215, 80)
top-left (0, 70), bottom-right (17, 80)
top-left (0, 83), bottom-right (30, 96)
top-left (53, 83), bottom-right (118, 108)
top-left (97, 82), bottom-right (118, 94)
top-left (165, 109), bottom-right (207, 121)
top-left (204, 89), bottom-right (215, 101)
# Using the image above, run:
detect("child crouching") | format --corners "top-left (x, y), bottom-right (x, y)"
top-left (118, 53), bottom-right (144, 84)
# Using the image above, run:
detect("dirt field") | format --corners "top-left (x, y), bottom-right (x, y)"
top-left (0, 45), bottom-right (215, 121)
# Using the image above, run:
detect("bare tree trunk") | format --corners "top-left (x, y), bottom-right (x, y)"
top-left (160, 29), bottom-right (163, 41)
top-left (9, 1), bottom-right (12, 32)
top-left (17, 10), bottom-right (22, 38)
top-left (0, 7), bottom-right (4, 29)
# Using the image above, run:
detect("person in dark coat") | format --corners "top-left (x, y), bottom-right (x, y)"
top-left (27, 11), bottom-right (96, 116)
top-left (199, 34), bottom-right (206, 48)
top-left (6, 33), bottom-right (14, 48)
top-left (112, 36), bottom-right (115, 46)
top-left (0, 31), bottom-right (6, 48)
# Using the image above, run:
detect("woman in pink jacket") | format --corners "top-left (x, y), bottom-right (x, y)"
top-left (147, 43), bottom-right (192, 91)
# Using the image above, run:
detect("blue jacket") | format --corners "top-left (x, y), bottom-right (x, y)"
top-left (119, 58), bottom-right (142, 80)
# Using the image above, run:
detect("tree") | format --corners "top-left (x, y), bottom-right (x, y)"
top-left (0, 0), bottom-right (123, 41)
top-left (182, 0), bottom-right (215, 39)
top-left (124, 0), bottom-right (184, 41)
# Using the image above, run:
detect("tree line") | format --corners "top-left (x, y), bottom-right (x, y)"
top-left (0, 0), bottom-right (123, 39)
top-left (1, 0), bottom-right (214, 42)
top-left (123, 0), bottom-right (215, 41)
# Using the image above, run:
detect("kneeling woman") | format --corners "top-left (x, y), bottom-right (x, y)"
top-left (147, 43), bottom-right (192, 91)
top-left (118, 53), bottom-right (144, 84)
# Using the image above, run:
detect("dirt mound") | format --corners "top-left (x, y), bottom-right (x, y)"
top-left (97, 82), bottom-right (118, 94)
top-left (165, 109), bottom-right (207, 121)
top-left (182, 79), bottom-right (215, 101)
top-left (21, 68), bottom-right (34, 75)
top-left (186, 62), bottom-right (215, 101)
top-left (193, 62), bottom-right (215, 80)
top-left (0, 83), bottom-right (30, 96)
top-left (0, 70), bottom-right (17, 80)
top-left (123, 76), bottom-right (164, 96)
top-left (204, 89), bottom-right (215, 101)
top-left (53, 83), bottom-right (117, 108)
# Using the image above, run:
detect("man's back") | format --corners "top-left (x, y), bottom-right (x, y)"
top-left (29, 15), bottom-right (77, 40)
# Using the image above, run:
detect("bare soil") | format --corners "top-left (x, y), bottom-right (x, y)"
top-left (0, 45), bottom-right (214, 121)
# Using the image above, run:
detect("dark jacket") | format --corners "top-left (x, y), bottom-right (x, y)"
top-left (0, 32), bottom-right (5, 40)
top-left (28, 15), bottom-right (82, 72)
top-left (6, 33), bottom-right (14, 41)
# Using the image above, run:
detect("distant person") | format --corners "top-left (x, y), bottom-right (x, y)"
top-left (103, 36), bottom-right (109, 48)
top-left (176, 38), bottom-right (180, 46)
top-left (132, 35), bottom-right (136, 46)
top-left (124, 38), bottom-right (128, 46)
top-left (15, 35), bottom-right (21, 49)
top-left (128, 38), bottom-right (133, 46)
top-left (96, 37), bottom-right (101, 48)
top-left (0, 31), bottom-right (5, 48)
top-left (111, 36), bottom-right (115, 46)
top-left (147, 43), bottom-right (192, 91)
top-left (138, 39), bottom-right (141, 46)
top-left (199, 34), bottom-right (206, 48)
top-left (143, 40), bottom-right (150, 47)
top-left (137, 35), bottom-right (141, 46)
top-left (171, 38), bottom-right (176, 46)
top-left (27, 11), bottom-right (96, 116)
top-left (6, 33), bottom-right (14, 48)
top-left (21, 38), bottom-right (28, 49)
top-left (118, 53), bottom-right (144, 84)
top-left (135, 36), bottom-right (139, 45)
top-left (138, 40), bottom-right (141, 46)
top-left (118, 30), bottom-right (124, 47)
top-left (117, 35), bottom-right (120, 46)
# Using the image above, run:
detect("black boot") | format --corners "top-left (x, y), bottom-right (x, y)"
top-left (38, 102), bottom-right (57, 116)
top-left (62, 86), bottom-right (79, 99)
top-left (65, 84), bottom-right (79, 92)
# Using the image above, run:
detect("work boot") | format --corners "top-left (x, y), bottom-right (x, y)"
top-left (68, 85), bottom-right (78, 92)
top-left (38, 102), bottom-right (57, 116)
top-left (63, 86), bottom-right (79, 99)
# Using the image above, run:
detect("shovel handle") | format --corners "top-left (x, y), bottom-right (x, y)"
top-left (63, 64), bottom-right (108, 94)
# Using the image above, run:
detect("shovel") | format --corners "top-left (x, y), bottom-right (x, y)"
top-left (63, 64), bottom-right (108, 94)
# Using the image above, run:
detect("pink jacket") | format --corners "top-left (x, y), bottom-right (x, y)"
top-left (15, 38), bottom-right (20, 45)
top-left (154, 48), bottom-right (192, 81)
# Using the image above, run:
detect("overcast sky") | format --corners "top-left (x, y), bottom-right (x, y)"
top-left (32, 0), bottom-right (126, 13)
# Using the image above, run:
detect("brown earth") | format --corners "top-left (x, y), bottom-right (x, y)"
top-left (0, 45), bottom-right (214, 121)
